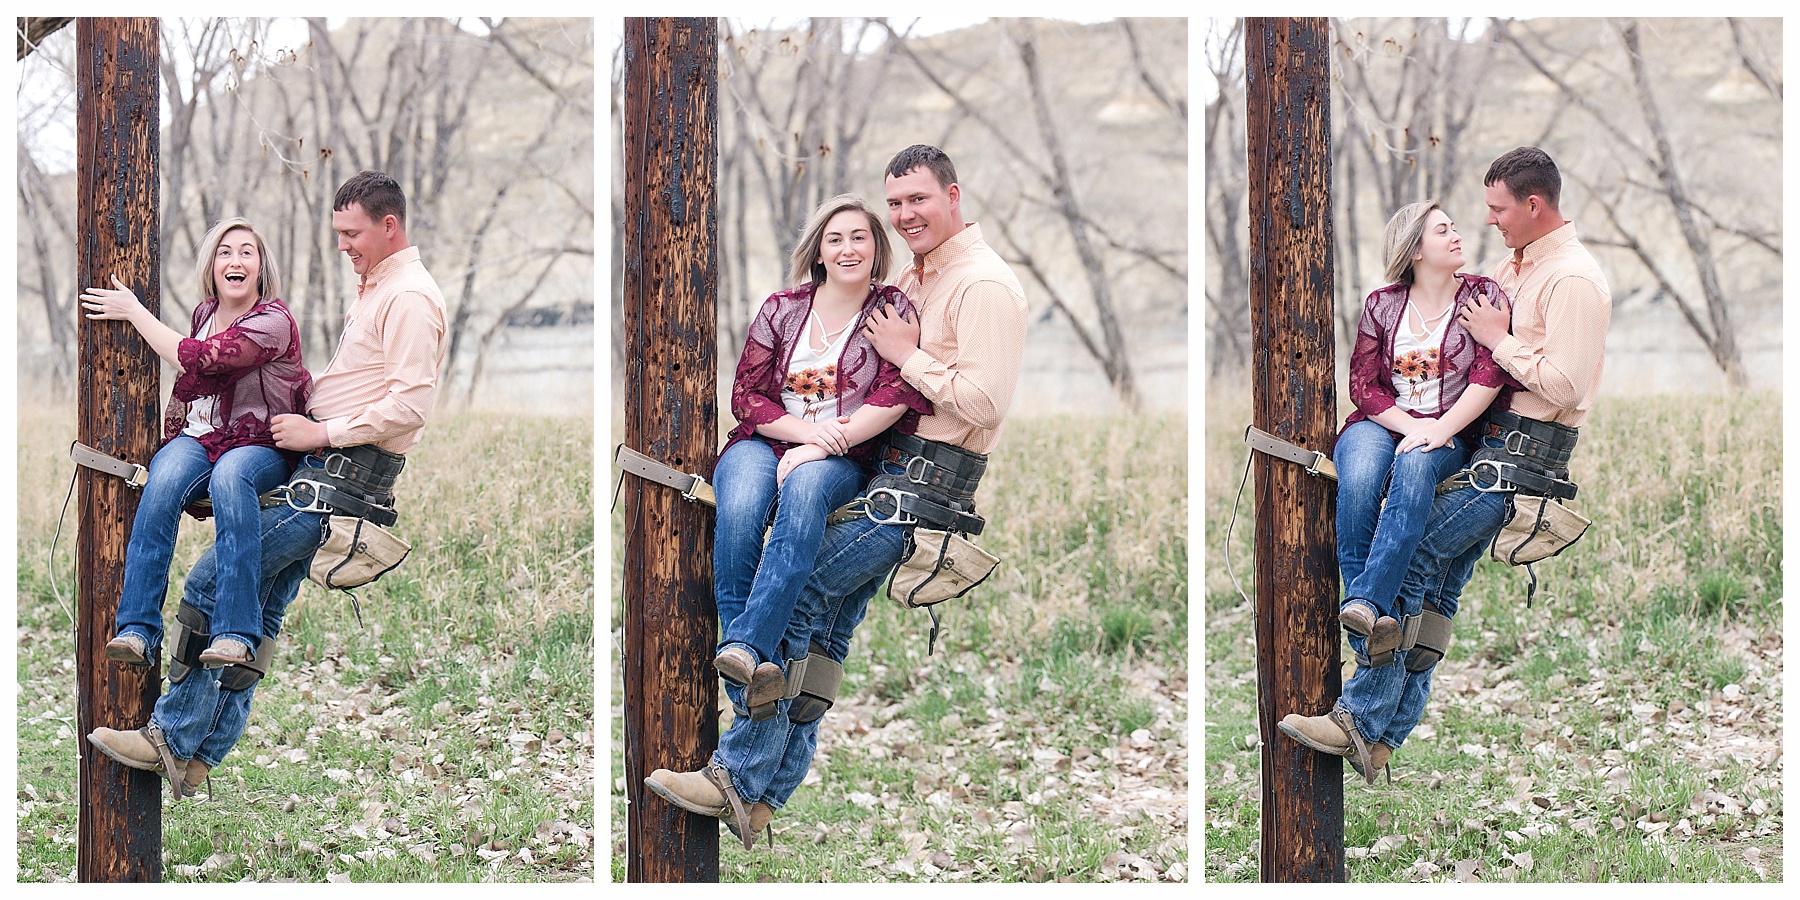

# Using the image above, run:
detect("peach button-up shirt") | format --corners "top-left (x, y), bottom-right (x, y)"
top-left (893, 222), bottom-right (1028, 456)
top-left (1489, 221), bottom-right (1611, 428)
top-left (307, 246), bottom-right (448, 454)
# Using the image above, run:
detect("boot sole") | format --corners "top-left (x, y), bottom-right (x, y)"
top-left (714, 650), bottom-right (755, 685)
top-left (1338, 604), bottom-right (1377, 637)
top-left (103, 642), bottom-right (152, 667)
top-left (85, 732), bottom-right (164, 772)
top-left (644, 775), bottom-right (728, 818)
top-left (745, 663), bottom-right (786, 722)
top-left (1365, 617), bottom-right (1403, 662)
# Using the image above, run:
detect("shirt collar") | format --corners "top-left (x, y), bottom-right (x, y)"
top-left (1513, 221), bottom-right (1578, 269)
top-left (909, 222), bottom-right (983, 278)
top-left (359, 245), bottom-right (421, 290)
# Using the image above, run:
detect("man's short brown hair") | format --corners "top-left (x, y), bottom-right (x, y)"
top-left (885, 144), bottom-right (958, 190)
top-left (1484, 147), bottom-right (1561, 209)
top-left (334, 170), bottom-right (407, 226)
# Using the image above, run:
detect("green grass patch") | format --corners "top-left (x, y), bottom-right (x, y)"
top-left (1204, 390), bottom-right (1781, 883)
top-left (16, 411), bottom-right (595, 882)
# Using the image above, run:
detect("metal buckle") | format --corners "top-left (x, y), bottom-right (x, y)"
top-left (904, 454), bottom-right (932, 485)
top-left (323, 452), bottom-right (354, 479)
top-left (1469, 459), bottom-right (1514, 493)
top-left (1504, 430), bottom-right (1530, 455)
top-left (126, 464), bottom-right (149, 490)
top-left (283, 479), bottom-right (335, 514)
top-left (681, 474), bottom-right (708, 503)
top-left (1306, 451), bottom-right (1329, 478)
top-left (864, 486), bottom-right (920, 527)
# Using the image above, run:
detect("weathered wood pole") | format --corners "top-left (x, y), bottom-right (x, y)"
top-left (75, 16), bottom-right (164, 883)
top-left (1246, 17), bottom-right (1344, 883)
top-left (621, 17), bottom-right (721, 883)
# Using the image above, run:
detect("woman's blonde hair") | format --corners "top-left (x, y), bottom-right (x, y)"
top-left (194, 217), bottom-right (280, 302)
top-left (1382, 200), bottom-right (1443, 285)
top-left (789, 194), bottom-right (891, 287)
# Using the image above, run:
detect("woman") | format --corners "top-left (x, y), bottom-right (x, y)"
top-left (712, 194), bottom-right (931, 720)
top-left (1332, 201), bottom-right (1511, 678)
top-left (80, 217), bottom-right (312, 672)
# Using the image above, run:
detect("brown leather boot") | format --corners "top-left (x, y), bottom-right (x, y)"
top-left (725, 801), bottom-right (774, 849)
top-left (181, 760), bottom-right (213, 799)
top-left (1349, 742), bottom-right (1393, 785)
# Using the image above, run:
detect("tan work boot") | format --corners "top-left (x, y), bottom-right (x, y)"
top-left (745, 662), bottom-right (786, 722)
top-left (181, 760), bottom-right (213, 799)
top-left (645, 763), bottom-right (759, 851)
top-left (725, 801), bottom-right (774, 849)
top-left (86, 726), bottom-right (165, 772)
top-left (87, 723), bottom-right (188, 799)
top-left (713, 646), bottom-right (756, 685)
top-left (1349, 742), bottom-right (1393, 785)
top-left (645, 767), bottom-right (728, 816)
top-left (103, 633), bottom-right (152, 667)
top-left (1276, 713), bottom-right (1352, 757)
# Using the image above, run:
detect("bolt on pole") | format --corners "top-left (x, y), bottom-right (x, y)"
top-left (1246, 16), bottom-right (1346, 884)
top-left (75, 16), bottom-right (165, 883)
top-left (621, 16), bottom-right (722, 884)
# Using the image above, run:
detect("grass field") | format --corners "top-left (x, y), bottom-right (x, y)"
top-left (1203, 391), bottom-right (1782, 882)
top-left (608, 414), bottom-right (1190, 882)
top-left (15, 411), bottom-right (595, 882)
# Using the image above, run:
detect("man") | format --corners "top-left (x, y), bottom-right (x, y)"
top-left (646, 144), bottom-right (1029, 844)
top-left (88, 170), bottom-right (449, 798)
top-left (1280, 146), bottom-right (1610, 781)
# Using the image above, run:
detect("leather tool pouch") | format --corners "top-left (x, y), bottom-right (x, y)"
top-left (310, 515), bottom-right (411, 590)
top-left (887, 527), bottom-right (999, 609)
top-left (1491, 494), bottom-right (1590, 566)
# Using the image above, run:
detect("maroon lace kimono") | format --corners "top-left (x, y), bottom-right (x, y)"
top-left (1342, 273), bottom-right (1516, 442)
top-left (163, 296), bottom-right (313, 463)
top-left (721, 282), bottom-right (932, 471)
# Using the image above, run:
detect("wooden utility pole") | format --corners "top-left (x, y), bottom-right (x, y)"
top-left (1246, 17), bottom-right (1344, 883)
top-left (621, 17), bottom-right (721, 884)
top-left (75, 16), bottom-right (164, 883)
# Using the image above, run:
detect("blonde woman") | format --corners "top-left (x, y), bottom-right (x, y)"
top-left (1311, 201), bottom-right (1513, 771)
top-left (707, 194), bottom-right (931, 721)
top-left (79, 218), bottom-right (312, 672)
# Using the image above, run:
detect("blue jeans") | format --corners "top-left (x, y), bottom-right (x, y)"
top-left (1334, 420), bottom-right (1469, 620)
top-left (1337, 436), bottom-right (1507, 748)
top-left (713, 439), bottom-right (866, 666)
top-left (113, 436), bottom-right (291, 652)
top-left (151, 456), bottom-right (329, 766)
top-left (712, 459), bottom-right (909, 808)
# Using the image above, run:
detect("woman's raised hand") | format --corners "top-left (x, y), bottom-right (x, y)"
top-left (80, 275), bottom-right (148, 322)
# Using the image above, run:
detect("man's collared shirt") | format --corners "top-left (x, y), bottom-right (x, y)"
top-left (1489, 221), bottom-right (1610, 428)
top-left (892, 222), bottom-right (1028, 456)
top-left (308, 245), bottom-right (448, 453)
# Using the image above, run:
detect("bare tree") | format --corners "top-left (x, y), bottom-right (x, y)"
top-left (1495, 17), bottom-right (1769, 388)
top-left (1203, 19), bottom-right (1249, 375)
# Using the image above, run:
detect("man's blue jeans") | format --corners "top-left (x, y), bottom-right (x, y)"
top-left (1337, 441), bottom-right (1507, 749)
top-left (713, 438), bottom-right (866, 667)
top-left (1334, 420), bottom-right (1470, 621)
top-left (114, 436), bottom-right (291, 653)
top-left (151, 457), bottom-right (329, 766)
top-left (711, 458), bottom-right (908, 808)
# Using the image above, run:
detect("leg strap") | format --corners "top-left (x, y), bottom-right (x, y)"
top-left (167, 600), bottom-right (276, 690)
top-left (786, 642), bottom-right (842, 724)
top-left (1405, 608), bottom-right (1454, 672)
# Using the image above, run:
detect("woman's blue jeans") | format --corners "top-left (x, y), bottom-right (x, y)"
top-left (113, 436), bottom-right (290, 652)
top-left (1334, 420), bottom-right (1470, 620)
top-left (151, 458), bottom-right (328, 766)
top-left (712, 458), bottom-right (908, 808)
top-left (1337, 434), bottom-right (1508, 749)
top-left (712, 438), bottom-right (866, 667)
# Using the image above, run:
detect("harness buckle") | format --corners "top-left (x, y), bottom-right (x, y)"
top-left (1305, 451), bottom-right (1329, 478)
top-left (322, 452), bottom-right (354, 479)
top-left (126, 464), bottom-right (149, 490)
top-left (1504, 430), bottom-right (1529, 456)
top-left (283, 479), bottom-right (336, 514)
top-left (904, 454), bottom-right (932, 485)
top-left (681, 473), bottom-right (708, 503)
top-left (864, 486), bottom-right (921, 527)
top-left (1469, 459), bottom-right (1514, 493)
